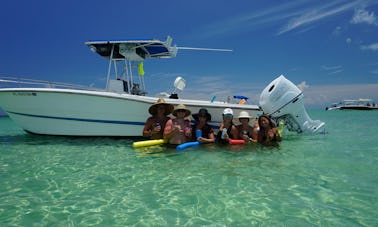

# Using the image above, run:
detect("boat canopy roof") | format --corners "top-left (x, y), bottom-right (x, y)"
top-left (85, 36), bottom-right (177, 61)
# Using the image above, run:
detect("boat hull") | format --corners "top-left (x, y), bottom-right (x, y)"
top-left (0, 88), bottom-right (260, 136)
top-left (339, 106), bottom-right (378, 110)
top-left (326, 106), bottom-right (378, 110)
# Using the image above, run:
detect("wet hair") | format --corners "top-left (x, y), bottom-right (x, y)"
top-left (258, 114), bottom-right (276, 128)
top-left (257, 114), bottom-right (277, 143)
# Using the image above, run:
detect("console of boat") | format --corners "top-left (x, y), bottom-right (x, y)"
top-left (326, 99), bottom-right (378, 111)
top-left (0, 36), bottom-right (325, 136)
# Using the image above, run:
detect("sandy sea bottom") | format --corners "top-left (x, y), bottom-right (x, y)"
top-left (0, 110), bottom-right (377, 226)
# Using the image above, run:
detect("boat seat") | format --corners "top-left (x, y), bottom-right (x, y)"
top-left (131, 83), bottom-right (146, 95)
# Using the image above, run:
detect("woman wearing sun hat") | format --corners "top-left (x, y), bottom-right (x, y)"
top-left (236, 111), bottom-right (257, 142)
top-left (143, 98), bottom-right (174, 139)
top-left (191, 108), bottom-right (215, 143)
top-left (216, 108), bottom-right (239, 144)
top-left (164, 104), bottom-right (192, 145)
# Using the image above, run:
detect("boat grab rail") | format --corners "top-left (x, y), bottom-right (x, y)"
top-left (0, 76), bottom-right (104, 91)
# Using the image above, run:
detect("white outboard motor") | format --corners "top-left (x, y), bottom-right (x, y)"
top-left (259, 75), bottom-right (325, 133)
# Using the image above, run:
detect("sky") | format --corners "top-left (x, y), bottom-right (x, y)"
top-left (0, 0), bottom-right (378, 110)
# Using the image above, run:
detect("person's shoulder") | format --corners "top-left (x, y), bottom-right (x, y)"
top-left (146, 116), bottom-right (155, 122)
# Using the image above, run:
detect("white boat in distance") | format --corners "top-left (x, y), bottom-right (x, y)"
top-left (0, 36), bottom-right (324, 136)
top-left (326, 99), bottom-right (378, 111)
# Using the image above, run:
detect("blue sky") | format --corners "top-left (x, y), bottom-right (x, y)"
top-left (1, 0), bottom-right (378, 109)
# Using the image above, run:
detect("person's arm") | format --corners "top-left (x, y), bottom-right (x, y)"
top-left (163, 119), bottom-right (178, 139)
top-left (250, 127), bottom-right (258, 142)
top-left (267, 128), bottom-right (281, 142)
top-left (143, 118), bottom-right (153, 137)
top-left (183, 120), bottom-right (192, 138)
top-left (273, 128), bottom-right (282, 142)
top-left (231, 125), bottom-right (239, 140)
top-left (198, 129), bottom-right (215, 143)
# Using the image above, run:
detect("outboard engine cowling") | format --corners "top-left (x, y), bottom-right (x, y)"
top-left (259, 75), bottom-right (325, 133)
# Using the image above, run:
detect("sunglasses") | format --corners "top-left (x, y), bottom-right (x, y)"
top-left (177, 109), bottom-right (186, 113)
top-left (223, 114), bottom-right (233, 118)
top-left (198, 114), bottom-right (207, 118)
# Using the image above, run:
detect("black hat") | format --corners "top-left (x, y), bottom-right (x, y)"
top-left (192, 108), bottom-right (211, 121)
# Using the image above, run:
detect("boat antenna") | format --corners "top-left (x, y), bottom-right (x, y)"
top-left (177, 47), bottom-right (233, 52)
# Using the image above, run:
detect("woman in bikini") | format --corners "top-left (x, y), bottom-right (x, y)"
top-left (164, 104), bottom-right (192, 145)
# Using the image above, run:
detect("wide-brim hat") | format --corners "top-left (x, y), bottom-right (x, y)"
top-left (148, 98), bottom-right (174, 116)
top-left (172, 104), bottom-right (191, 117)
top-left (192, 108), bottom-right (211, 121)
top-left (236, 111), bottom-right (254, 121)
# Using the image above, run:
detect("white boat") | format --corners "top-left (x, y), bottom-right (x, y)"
top-left (0, 36), bottom-right (324, 136)
top-left (326, 99), bottom-right (378, 111)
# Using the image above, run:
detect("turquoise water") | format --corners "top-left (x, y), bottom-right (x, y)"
top-left (0, 111), bottom-right (377, 226)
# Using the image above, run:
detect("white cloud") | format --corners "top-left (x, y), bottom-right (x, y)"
top-left (350, 8), bottom-right (378, 25)
top-left (197, 1), bottom-right (375, 38)
top-left (332, 26), bottom-right (343, 35)
top-left (297, 81), bottom-right (309, 91)
top-left (321, 65), bottom-right (342, 70)
top-left (277, 1), bottom-right (361, 35)
top-left (371, 69), bottom-right (378, 75)
top-left (321, 65), bottom-right (343, 74)
top-left (360, 43), bottom-right (378, 51)
top-left (197, 1), bottom-right (302, 38)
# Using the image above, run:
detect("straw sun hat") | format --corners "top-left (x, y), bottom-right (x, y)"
top-left (236, 111), bottom-right (254, 121)
top-left (172, 104), bottom-right (191, 117)
top-left (148, 98), bottom-right (174, 115)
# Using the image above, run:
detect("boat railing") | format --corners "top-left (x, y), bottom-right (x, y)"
top-left (0, 76), bottom-right (104, 91)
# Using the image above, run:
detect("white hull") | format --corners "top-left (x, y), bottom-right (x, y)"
top-left (325, 99), bottom-right (378, 111)
top-left (0, 88), bottom-right (260, 136)
top-left (326, 106), bottom-right (378, 111)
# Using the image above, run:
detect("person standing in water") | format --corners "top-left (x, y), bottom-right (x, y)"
top-left (257, 114), bottom-right (282, 144)
top-left (164, 104), bottom-right (192, 145)
top-left (191, 108), bottom-right (215, 143)
top-left (236, 111), bottom-right (257, 142)
top-left (216, 108), bottom-right (239, 144)
top-left (143, 98), bottom-right (173, 139)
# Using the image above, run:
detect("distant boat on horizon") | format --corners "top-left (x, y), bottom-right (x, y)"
top-left (326, 99), bottom-right (378, 111)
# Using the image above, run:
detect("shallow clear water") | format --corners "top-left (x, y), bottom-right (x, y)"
top-left (0, 110), bottom-right (377, 226)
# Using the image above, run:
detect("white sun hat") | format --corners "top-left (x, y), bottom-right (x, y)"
top-left (237, 111), bottom-right (254, 121)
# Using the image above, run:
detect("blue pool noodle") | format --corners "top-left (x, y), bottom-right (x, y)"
top-left (176, 141), bottom-right (200, 151)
